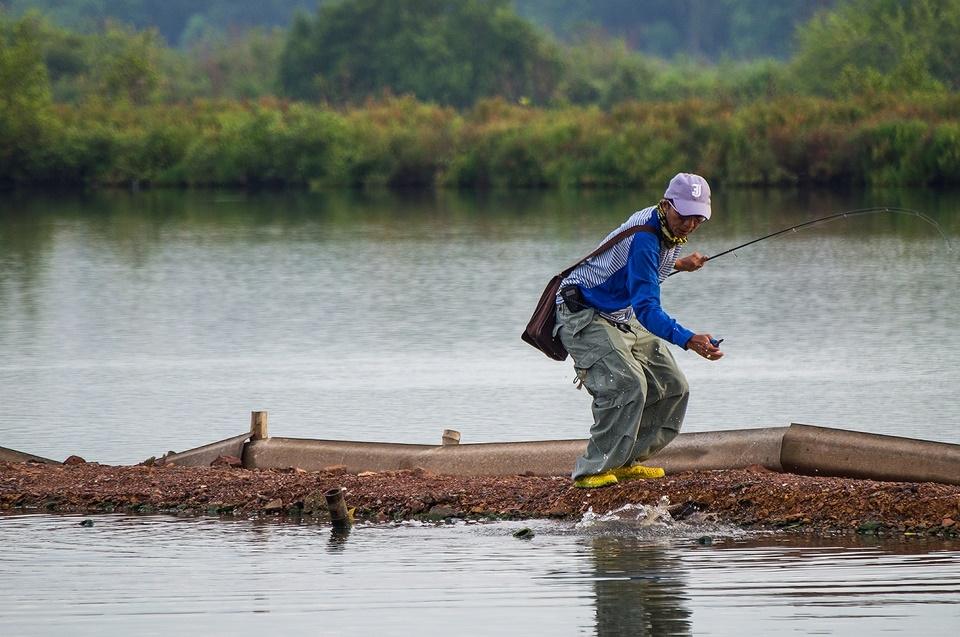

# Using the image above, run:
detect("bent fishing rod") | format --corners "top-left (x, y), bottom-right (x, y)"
top-left (668, 206), bottom-right (951, 277)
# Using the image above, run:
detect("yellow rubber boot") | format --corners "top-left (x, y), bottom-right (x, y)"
top-left (610, 464), bottom-right (665, 481)
top-left (573, 471), bottom-right (619, 489)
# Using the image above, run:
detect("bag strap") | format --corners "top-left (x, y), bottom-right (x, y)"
top-left (558, 224), bottom-right (657, 278)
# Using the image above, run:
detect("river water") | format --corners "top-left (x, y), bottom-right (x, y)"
top-left (1, 513), bottom-right (959, 636)
top-left (1, 188), bottom-right (959, 634)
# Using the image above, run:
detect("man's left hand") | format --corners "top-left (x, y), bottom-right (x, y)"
top-left (674, 252), bottom-right (709, 272)
top-left (686, 334), bottom-right (723, 360)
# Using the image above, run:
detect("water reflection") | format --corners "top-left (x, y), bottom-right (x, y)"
top-left (1, 514), bottom-right (959, 635)
top-left (590, 536), bottom-right (692, 637)
top-left (328, 526), bottom-right (352, 550)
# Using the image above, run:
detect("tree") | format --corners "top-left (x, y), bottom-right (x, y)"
top-left (513, 0), bottom-right (835, 60)
top-left (278, 0), bottom-right (562, 107)
top-left (90, 22), bottom-right (162, 104)
top-left (791, 0), bottom-right (960, 95)
top-left (0, 14), bottom-right (55, 182)
top-left (3, 1), bottom-right (312, 44)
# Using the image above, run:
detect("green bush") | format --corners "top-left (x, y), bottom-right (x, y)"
top-left (344, 97), bottom-right (458, 187)
top-left (3, 94), bottom-right (960, 189)
top-left (931, 123), bottom-right (960, 184)
top-left (854, 119), bottom-right (935, 186)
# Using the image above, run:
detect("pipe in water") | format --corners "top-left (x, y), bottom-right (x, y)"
top-left (325, 487), bottom-right (352, 529)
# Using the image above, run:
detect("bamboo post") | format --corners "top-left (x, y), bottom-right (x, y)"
top-left (251, 411), bottom-right (269, 441)
top-left (442, 429), bottom-right (461, 446)
top-left (325, 487), bottom-right (352, 529)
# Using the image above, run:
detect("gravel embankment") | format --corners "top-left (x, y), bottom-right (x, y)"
top-left (2, 460), bottom-right (959, 537)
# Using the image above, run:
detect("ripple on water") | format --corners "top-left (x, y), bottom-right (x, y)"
top-left (1, 513), bottom-right (959, 635)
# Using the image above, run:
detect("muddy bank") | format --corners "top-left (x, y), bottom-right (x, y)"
top-left (2, 460), bottom-right (959, 537)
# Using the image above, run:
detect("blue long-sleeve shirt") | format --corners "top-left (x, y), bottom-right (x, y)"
top-left (557, 206), bottom-right (694, 349)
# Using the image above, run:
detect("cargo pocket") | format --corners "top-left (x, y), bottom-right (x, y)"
top-left (572, 341), bottom-right (612, 371)
top-left (563, 306), bottom-right (596, 337)
top-left (574, 344), bottom-right (641, 409)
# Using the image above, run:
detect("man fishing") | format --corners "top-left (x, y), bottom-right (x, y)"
top-left (556, 172), bottom-right (723, 488)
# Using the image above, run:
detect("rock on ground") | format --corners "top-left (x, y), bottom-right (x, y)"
top-left (1, 461), bottom-right (959, 537)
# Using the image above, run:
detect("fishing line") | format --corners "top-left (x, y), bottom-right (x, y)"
top-left (668, 206), bottom-right (952, 277)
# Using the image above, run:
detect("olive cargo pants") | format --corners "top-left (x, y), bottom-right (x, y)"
top-left (556, 303), bottom-right (690, 480)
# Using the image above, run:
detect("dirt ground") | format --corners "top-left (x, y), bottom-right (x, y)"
top-left (2, 460), bottom-right (959, 537)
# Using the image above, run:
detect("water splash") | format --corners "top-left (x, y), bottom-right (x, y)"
top-left (574, 496), bottom-right (747, 539)
top-left (576, 496), bottom-right (675, 530)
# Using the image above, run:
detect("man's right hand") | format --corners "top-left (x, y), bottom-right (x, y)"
top-left (686, 334), bottom-right (723, 360)
top-left (674, 252), bottom-right (709, 272)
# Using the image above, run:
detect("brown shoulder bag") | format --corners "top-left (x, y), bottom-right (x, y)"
top-left (521, 225), bottom-right (655, 361)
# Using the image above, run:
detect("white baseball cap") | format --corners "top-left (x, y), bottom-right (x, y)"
top-left (664, 172), bottom-right (711, 220)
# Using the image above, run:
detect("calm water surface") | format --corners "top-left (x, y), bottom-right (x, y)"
top-left (1, 513), bottom-right (958, 636)
top-left (1, 188), bottom-right (959, 634)
top-left (1, 188), bottom-right (958, 462)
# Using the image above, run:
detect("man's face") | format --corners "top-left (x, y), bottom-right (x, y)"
top-left (665, 202), bottom-right (706, 238)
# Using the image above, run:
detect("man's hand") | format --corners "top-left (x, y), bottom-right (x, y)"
top-left (674, 252), bottom-right (709, 272)
top-left (686, 334), bottom-right (723, 360)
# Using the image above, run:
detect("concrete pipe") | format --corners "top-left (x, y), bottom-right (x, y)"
top-left (162, 432), bottom-right (251, 467)
top-left (242, 427), bottom-right (788, 476)
top-left (780, 423), bottom-right (960, 486)
top-left (0, 445), bottom-right (59, 465)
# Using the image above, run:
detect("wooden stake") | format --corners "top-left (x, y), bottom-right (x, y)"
top-left (250, 411), bottom-right (269, 440)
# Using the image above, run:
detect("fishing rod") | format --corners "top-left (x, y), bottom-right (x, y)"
top-left (668, 206), bottom-right (951, 277)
